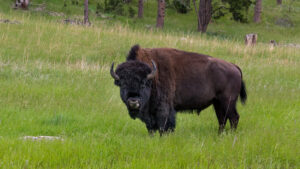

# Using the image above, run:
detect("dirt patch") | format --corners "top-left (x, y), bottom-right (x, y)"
top-left (0, 19), bottom-right (21, 24)
top-left (275, 16), bottom-right (294, 27)
top-left (21, 136), bottom-right (64, 141)
top-left (62, 18), bottom-right (85, 25)
top-left (31, 3), bottom-right (65, 17)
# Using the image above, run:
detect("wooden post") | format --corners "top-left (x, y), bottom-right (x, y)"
top-left (269, 40), bottom-right (277, 50)
top-left (245, 34), bottom-right (257, 46)
top-left (15, 0), bottom-right (29, 9)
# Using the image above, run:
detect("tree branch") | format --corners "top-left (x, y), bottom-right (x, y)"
top-left (212, 6), bottom-right (229, 15)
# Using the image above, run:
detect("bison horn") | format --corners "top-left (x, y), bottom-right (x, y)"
top-left (110, 62), bottom-right (120, 80)
top-left (147, 60), bottom-right (157, 80)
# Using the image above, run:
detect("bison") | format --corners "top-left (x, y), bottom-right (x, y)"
top-left (110, 45), bottom-right (247, 135)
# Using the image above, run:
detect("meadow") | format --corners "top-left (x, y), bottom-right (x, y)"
top-left (0, 2), bottom-right (300, 168)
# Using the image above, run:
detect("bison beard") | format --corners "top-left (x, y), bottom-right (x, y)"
top-left (111, 45), bottom-right (247, 135)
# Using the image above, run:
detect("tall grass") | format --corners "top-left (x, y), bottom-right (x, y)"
top-left (0, 12), bottom-right (299, 168)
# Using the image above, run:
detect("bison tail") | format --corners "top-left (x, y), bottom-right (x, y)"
top-left (240, 80), bottom-right (247, 104)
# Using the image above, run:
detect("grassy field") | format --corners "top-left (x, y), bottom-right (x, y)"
top-left (0, 3), bottom-right (300, 169)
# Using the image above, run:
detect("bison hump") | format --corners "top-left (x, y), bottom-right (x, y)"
top-left (127, 44), bottom-right (141, 61)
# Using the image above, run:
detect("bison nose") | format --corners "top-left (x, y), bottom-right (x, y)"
top-left (128, 98), bottom-right (140, 109)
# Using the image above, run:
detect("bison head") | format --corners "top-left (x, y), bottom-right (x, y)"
top-left (110, 60), bottom-right (156, 119)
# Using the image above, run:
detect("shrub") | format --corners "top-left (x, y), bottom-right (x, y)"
top-left (104, 0), bottom-right (125, 16)
top-left (212, 1), bottom-right (229, 20)
top-left (96, 2), bottom-right (104, 14)
top-left (128, 6), bottom-right (136, 18)
top-left (173, 0), bottom-right (190, 14)
top-left (115, 3), bottom-right (125, 16)
top-left (71, 0), bottom-right (79, 5)
top-left (224, 0), bottom-right (253, 23)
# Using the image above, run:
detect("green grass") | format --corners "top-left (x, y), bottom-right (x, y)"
top-left (0, 3), bottom-right (300, 169)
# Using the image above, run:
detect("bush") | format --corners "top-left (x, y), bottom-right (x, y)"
top-left (173, 0), bottom-right (190, 13)
top-left (128, 6), bottom-right (136, 18)
top-left (225, 0), bottom-right (253, 23)
top-left (165, 0), bottom-right (172, 8)
top-left (96, 2), bottom-right (104, 14)
top-left (212, 1), bottom-right (229, 20)
top-left (115, 3), bottom-right (125, 16)
top-left (71, 0), bottom-right (79, 5)
top-left (104, 0), bottom-right (125, 16)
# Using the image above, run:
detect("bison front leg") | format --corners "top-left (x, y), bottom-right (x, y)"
top-left (155, 104), bottom-right (176, 136)
top-left (144, 116), bottom-right (158, 136)
top-left (157, 117), bottom-right (168, 136)
top-left (146, 127), bottom-right (156, 136)
top-left (164, 107), bottom-right (176, 132)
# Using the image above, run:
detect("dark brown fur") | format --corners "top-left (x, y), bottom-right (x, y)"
top-left (114, 45), bottom-right (247, 134)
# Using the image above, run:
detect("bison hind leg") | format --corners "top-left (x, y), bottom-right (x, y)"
top-left (228, 106), bottom-right (240, 130)
top-left (213, 100), bottom-right (228, 133)
top-left (213, 96), bottom-right (240, 133)
top-left (223, 98), bottom-right (240, 130)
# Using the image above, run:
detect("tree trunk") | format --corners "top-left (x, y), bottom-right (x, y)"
top-left (84, 0), bottom-right (90, 25)
top-left (138, 0), bottom-right (144, 18)
top-left (277, 0), bottom-right (282, 5)
top-left (254, 0), bottom-right (262, 23)
top-left (156, 0), bottom-right (165, 28)
top-left (197, 0), bottom-right (212, 33)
